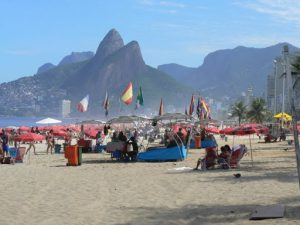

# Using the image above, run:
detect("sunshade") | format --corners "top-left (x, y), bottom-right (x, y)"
top-left (152, 113), bottom-right (192, 121)
top-left (78, 119), bottom-right (106, 125)
top-left (107, 115), bottom-right (149, 124)
top-left (273, 112), bottom-right (292, 121)
top-left (36, 117), bottom-right (62, 124)
top-left (15, 133), bottom-right (45, 142)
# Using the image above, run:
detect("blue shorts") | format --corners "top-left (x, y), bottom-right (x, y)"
top-left (3, 144), bottom-right (8, 153)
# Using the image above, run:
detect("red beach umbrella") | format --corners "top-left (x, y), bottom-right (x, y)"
top-left (15, 133), bottom-right (45, 142)
top-left (84, 129), bottom-right (98, 139)
top-left (205, 127), bottom-right (220, 134)
top-left (18, 126), bottom-right (31, 133)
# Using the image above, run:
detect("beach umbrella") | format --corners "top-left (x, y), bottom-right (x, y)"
top-left (84, 129), bottom-right (98, 139)
top-left (273, 112), bottom-right (292, 121)
top-left (152, 113), bottom-right (192, 122)
top-left (107, 115), bottom-right (149, 124)
top-left (52, 130), bottom-right (68, 138)
top-left (15, 133), bottom-right (45, 142)
top-left (78, 119), bottom-right (106, 125)
top-left (205, 127), bottom-right (220, 134)
top-left (18, 126), bottom-right (31, 133)
top-left (36, 117), bottom-right (62, 124)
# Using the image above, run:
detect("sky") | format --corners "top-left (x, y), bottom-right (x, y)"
top-left (1, 0), bottom-right (300, 83)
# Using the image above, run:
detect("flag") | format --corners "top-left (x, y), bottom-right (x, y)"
top-left (77, 95), bottom-right (89, 112)
top-left (189, 95), bottom-right (195, 115)
top-left (159, 98), bottom-right (164, 116)
top-left (121, 82), bottom-right (133, 105)
top-left (200, 97), bottom-right (211, 120)
top-left (135, 86), bottom-right (144, 109)
top-left (196, 97), bottom-right (201, 119)
top-left (103, 91), bottom-right (109, 116)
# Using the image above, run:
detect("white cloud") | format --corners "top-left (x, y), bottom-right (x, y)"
top-left (237, 0), bottom-right (300, 26)
top-left (159, 1), bottom-right (185, 8)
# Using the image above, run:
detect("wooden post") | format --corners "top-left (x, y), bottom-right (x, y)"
top-left (249, 135), bottom-right (254, 167)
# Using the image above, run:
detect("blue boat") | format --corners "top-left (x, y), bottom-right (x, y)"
top-left (189, 139), bottom-right (217, 149)
top-left (137, 145), bottom-right (187, 162)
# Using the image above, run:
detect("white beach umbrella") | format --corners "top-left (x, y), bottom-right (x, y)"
top-left (36, 117), bottom-right (62, 124)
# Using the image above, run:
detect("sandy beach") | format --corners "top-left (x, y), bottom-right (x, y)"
top-left (1, 135), bottom-right (300, 225)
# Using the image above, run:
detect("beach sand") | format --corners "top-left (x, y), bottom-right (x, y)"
top-left (0, 135), bottom-right (300, 225)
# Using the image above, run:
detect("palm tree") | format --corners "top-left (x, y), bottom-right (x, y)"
top-left (247, 97), bottom-right (266, 123)
top-left (230, 101), bottom-right (247, 125)
top-left (291, 55), bottom-right (300, 71)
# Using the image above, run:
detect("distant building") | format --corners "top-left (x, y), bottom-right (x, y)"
top-left (61, 100), bottom-right (71, 118)
top-left (245, 87), bottom-right (254, 108)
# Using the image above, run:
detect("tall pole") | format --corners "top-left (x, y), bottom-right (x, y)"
top-left (283, 45), bottom-right (300, 188)
top-left (273, 60), bottom-right (277, 115)
top-left (281, 71), bottom-right (285, 128)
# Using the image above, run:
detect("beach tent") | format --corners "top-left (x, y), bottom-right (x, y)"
top-left (273, 112), bottom-right (292, 121)
top-left (107, 115), bottom-right (149, 124)
top-left (36, 117), bottom-right (62, 124)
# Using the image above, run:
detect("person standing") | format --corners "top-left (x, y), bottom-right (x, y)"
top-left (1, 130), bottom-right (9, 157)
top-left (46, 130), bottom-right (54, 154)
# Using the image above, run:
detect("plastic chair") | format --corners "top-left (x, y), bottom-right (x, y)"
top-left (229, 144), bottom-right (247, 168)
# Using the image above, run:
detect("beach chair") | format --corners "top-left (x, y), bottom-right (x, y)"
top-left (229, 144), bottom-right (247, 168)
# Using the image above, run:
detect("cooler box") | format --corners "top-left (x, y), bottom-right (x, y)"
top-left (194, 136), bottom-right (201, 149)
top-left (78, 146), bottom-right (82, 166)
top-left (65, 145), bottom-right (79, 166)
top-left (54, 144), bottom-right (61, 154)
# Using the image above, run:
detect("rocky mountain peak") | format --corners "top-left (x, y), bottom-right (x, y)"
top-left (95, 29), bottom-right (124, 61)
top-left (37, 63), bottom-right (55, 74)
top-left (59, 51), bottom-right (94, 66)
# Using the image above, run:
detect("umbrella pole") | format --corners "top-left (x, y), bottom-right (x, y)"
top-left (249, 135), bottom-right (253, 167)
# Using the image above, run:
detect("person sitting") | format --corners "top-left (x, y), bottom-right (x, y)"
top-left (118, 131), bottom-right (127, 142)
top-left (126, 137), bottom-right (139, 161)
top-left (279, 130), bottom-right (286, 141)
top-left (176, 128), bottom-right (185, 145)
top-left (217, 146), bottom-right (231, 169)
top-left (194, 147), bottom-right (218, 170)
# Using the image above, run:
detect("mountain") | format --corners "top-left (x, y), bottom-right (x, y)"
top-left (36, 52), bottom-right (94, 74)
top-left (37, 63), bottom-right (55, 74)
top-left (157, 63), bottom-right (197, 83)
top-left (58, 51), bottom-right (94, 66)
top-left (158, 43), bottom-right (300, 98)
top-left (0, 29), bottom-right (191, 117)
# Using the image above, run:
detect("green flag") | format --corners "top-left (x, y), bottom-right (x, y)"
top-left (135, 86), bottom-right (144, 109)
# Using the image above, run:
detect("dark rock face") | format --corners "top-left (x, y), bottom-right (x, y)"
top-left (94, 29), bottom-right (124, 62)
top-left (58, 51), bottom-right (94, 66)
top-left (37, 63), bottom-right (55, 74)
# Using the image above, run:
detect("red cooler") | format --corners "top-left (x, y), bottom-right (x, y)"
top-left (65, 145), bottom-right (79, 166)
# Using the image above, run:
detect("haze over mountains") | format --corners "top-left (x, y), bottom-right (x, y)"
top-left (158, 43), bottom-right (300, 98)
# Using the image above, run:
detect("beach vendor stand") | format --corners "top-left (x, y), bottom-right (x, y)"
top-left (137, 113), bottom-right (192, 162)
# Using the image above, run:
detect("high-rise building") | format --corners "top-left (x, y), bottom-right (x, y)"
top-left (61, 100), bottom-right (71, 118)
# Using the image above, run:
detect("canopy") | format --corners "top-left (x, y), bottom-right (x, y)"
top-left (107, 115), bottom-right (149, 124)
top-left (15, 133), bottom-right (45, 142)
top-left (273, 112), bottom-right (292, 121)
top-left (78, 119), bottom-right (106, 125)
top-left (36, 117), bottom-right (62, 124)
top-left (152, 113), bottom-right (192, 121)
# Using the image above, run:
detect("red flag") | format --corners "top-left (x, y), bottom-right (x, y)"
top-left (189, 95), bottom-right (194, 115)
top-left (159, 98), bottom-right (164, 116)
